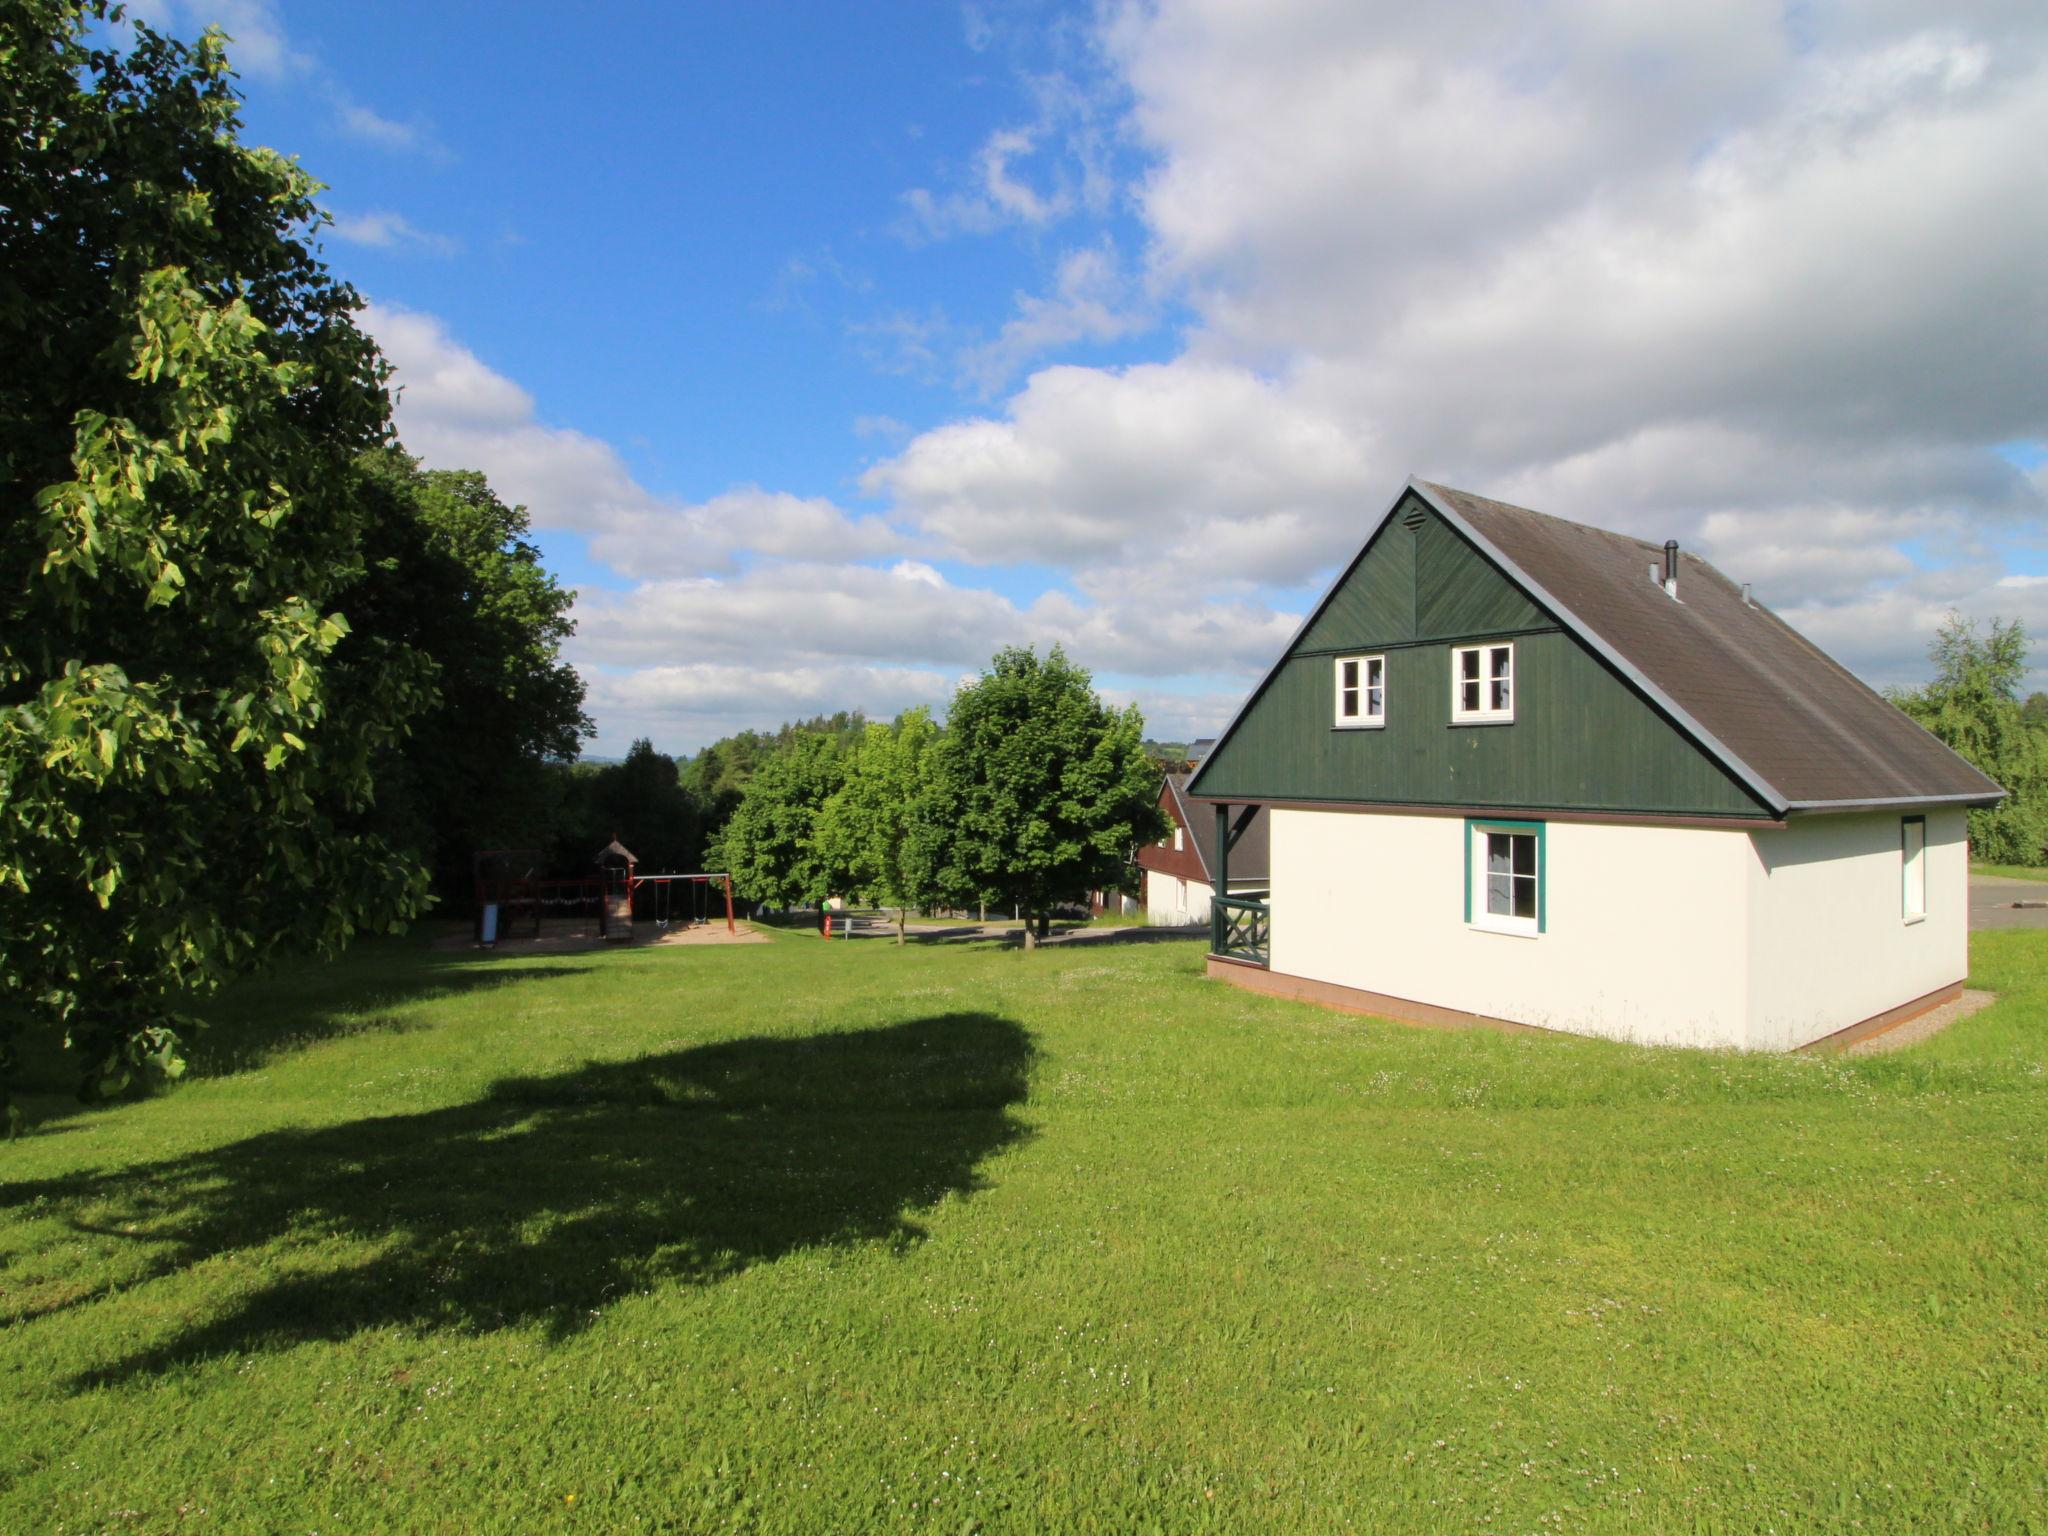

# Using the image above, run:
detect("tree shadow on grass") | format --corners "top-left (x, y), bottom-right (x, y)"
top-left (186, 953), bottom-right (603, 1076)
top-left (8, 946), bottom-right (601, 1129)
top-left (2, 1013), bottom-right (1033, 1387)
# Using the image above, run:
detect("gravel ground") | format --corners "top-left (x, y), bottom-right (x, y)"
top-left (1843, 988), bottom-right (1996, 1055)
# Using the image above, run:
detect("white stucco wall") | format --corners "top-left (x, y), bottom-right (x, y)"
top-left (1145, 869), bottom-right (1213, 927)
top-left (1266, 805), bottom-right (1971, 1050)
top-left (1268, 808), bottom-right (1758, 1048)
top-left (1743, 808), bottom-right (1969, 1050)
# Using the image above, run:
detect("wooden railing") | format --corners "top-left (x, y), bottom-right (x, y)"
top-left (1210, 894), bottom-right (1270, 967)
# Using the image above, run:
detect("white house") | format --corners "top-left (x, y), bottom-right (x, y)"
top-left (1133, 770), bottom-right (1269, 927)
top-left (1184, 479), bottom-right (2003, 1052)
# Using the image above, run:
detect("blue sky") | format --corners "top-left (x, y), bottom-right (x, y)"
top-left (150, 1), bottom-right (2048, 754)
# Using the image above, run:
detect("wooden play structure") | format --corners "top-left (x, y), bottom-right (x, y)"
top-left (473, 841), bottom-right (735, 946)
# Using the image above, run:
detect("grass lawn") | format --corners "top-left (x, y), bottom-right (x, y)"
top-left (1973, 861), bottom-right (2048, 882)
top-left (4, 925), bottom-right (2046, 1533)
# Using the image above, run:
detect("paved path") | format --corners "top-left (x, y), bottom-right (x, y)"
top-left (1969, 874), bottom-right (2048, 930)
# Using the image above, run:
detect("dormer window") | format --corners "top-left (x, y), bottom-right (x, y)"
top-left (1334, 655), bottom-right (1385, 728)
top-left (1451, 643), bottom-right (1514, 724)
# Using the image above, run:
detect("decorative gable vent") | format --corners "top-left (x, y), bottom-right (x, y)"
top-left (1401, 504), bottom-right (1428, 532)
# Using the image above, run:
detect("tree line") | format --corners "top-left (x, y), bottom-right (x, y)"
top-left (712, 648), bottom-right (1169, 946)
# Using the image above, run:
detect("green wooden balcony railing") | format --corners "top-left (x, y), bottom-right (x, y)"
top-left (1210, 894), bottom-right (1270, 967)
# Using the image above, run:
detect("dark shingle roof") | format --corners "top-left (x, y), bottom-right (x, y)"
top-left (1167, 774), bottom-right (1270, 882)
top-left (1413, 481), bottom-right (2002, 811)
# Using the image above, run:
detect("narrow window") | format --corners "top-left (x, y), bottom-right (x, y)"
top-left (1902, 815), bottom-right (1926, 921)
top-left (1467, 819), bottom-right (1543, 935)
top-left (1334, 654), bottom-right (1386, 728)
top-left (1173, 825), bottom-right (1184, 853)
top-left (1451, 643), bottom-right (1515, 723)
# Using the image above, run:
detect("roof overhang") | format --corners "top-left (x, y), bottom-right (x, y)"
top-left (1783, 791), bottom-right (2004, 815)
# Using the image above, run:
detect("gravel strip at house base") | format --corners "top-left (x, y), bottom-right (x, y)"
top-left (1843, 989), bottom-right (1996, 1055)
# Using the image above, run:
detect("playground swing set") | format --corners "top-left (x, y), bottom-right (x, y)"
top-left (472, 840), bottom-right (735, 946)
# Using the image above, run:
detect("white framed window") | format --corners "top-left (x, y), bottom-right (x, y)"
top-left (1451, 643), bottom-right (1515, 723)
top-left (1902, 815), bottom-right (1926, 922)
top-left (1334, 654), bottom-right (1386, 728)
top-left (1173, 824), bottom-right (1184, 853)
top-left (1466, 818), bottom-right (1544, 936)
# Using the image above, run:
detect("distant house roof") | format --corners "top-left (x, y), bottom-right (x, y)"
top-left (1193, 478), bottom-right (2002, 817)
top-left (1166, 773), bottom-right (1269, 883)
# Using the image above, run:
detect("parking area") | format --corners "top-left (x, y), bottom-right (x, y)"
top-left (1970, 874), bottom-right (2048, 930)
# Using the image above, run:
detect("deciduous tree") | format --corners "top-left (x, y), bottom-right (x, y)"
top-left (346, 450), bottom-right (590, 895)
top-left (712, 732), bottom-right (849, 908)
top-left (924, 647), bottom-right (1167, 948)
top-left (1, 4), bottom-right (427, 1114)
top-left (1891, 614), bottom-right (2048, 864)
top-left (817, 710), bottom-right (941, 942)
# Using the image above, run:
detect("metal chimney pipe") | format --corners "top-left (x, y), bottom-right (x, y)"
top-left (1662, 540), bottom-right (1679, 598)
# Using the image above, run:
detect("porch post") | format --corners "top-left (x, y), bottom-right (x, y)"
top-left (1214, 802), bottom-right (1229, 899)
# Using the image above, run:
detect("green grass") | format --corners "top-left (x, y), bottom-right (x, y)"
top-left (4, 926), bottom-right (2047, 1533)
top-left (1972, 860), bottom-right (2048, 882)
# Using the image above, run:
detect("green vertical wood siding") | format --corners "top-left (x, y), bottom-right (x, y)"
top-left (1193, 498), bottom-right (1771, 818)
top-left (1298, 516), bottom-right (1415, 650)
top-left (1414, 514), bottom-right (1545, 638)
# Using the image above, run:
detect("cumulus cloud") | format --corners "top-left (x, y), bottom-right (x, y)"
top-left (567, 557), bottom-right (1295, 681)
top-left (386, 1), bottom-right (2048, 748)
top-left (957, 240), bottom-right (1155, 394)
top-left (865, 359), bottom-right (1376, 584)
top-left (367, 304), bottom-right (907, 578)
top-left (858, 0), bottom-right (2048, 698)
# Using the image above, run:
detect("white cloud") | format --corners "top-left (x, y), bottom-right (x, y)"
top-left (152, 0), bottom-right (308, 79)
top-left (859, 0), bottom-right (2048, 700)
top-left (865, 360), bottom-right (1376, 584)
top-left (897, 69), bottom-right (1120, 241)
top-left (385, 2), bottom-right (2048, 749)
top-left (853, 414), bottom-right (913, 441)
top-left (331, 211), bottom-right (459, 256)
top-left (332, 99), bottom-right (441, 156)
top-left (367, 303), bottom-right (907, 578)
top-left (957, 240), bottom-right (1154, 394)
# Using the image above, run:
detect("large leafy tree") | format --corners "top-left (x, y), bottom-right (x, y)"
top-left (1891, 614), bottom-right (2048, 865)
top-left (817, 710), bottom-right (942, 942)
top-left (346, 449), bottom-right (590, 894)
top-left (544, 739), bottom-right (700, 877)
top-left (682, 710), bottom-right (868, 848)
top-left (925, 647), bottom-right (1167, 948)
top-left (1, 4), bottom-right (429, 1111)
top-left (712, 732), bottom-right (849, 908)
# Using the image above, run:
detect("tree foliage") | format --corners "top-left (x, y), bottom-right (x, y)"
top-left (712, 732), bottom-right (849, 908)
top-left (1891, 613), bottom-right (2048, 864)
top-left (0, 4), bottom-right (427, 1112)
top-left (816, 710), bottom-right (942, 941)
top-left (924, 647), bottom-right (1167, 947)
top-left (344, 450), bottom-right (590, 893)
top-left (543, 740), bottom-right (700, 877)
top-left (681, 711), bottom-right (867, 846)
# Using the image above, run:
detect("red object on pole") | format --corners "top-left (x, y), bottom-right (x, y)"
top-left (722, 873), bottom-right (736, 934)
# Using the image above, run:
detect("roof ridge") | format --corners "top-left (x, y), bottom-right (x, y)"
top-left (1417, 479), bottom-right (1672, 558)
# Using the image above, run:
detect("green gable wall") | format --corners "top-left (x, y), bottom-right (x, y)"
top-left (1193, 498), bottom-right (1770, 818)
